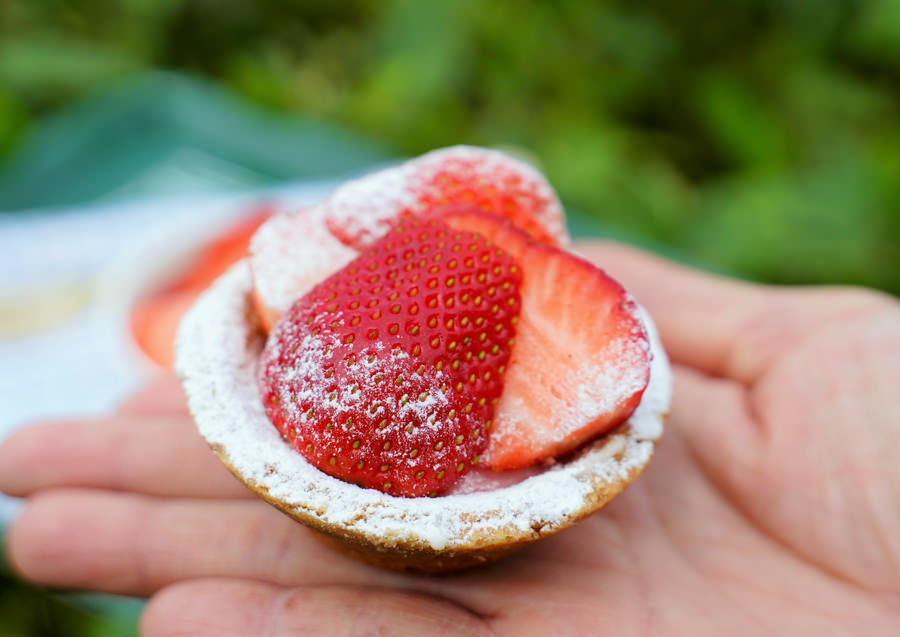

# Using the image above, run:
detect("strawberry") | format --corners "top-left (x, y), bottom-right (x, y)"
top-left (131, 289), bottom-right (197, 368)
top-left (323, 146), bottom-right (568, 250)
top-left (258, 217), bottom-right (522, 497)
top-left (442, 210), bottom-right (651, 470)
top-left (250, 207), bottom-right (359, 332)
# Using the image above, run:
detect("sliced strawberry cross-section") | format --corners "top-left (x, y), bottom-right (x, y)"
top-left (442, 210), bottom-right (651, 470)
top-left (323, 146), bottom-right (568, 250)
top-left (258, 217), bottom-right (522, 497)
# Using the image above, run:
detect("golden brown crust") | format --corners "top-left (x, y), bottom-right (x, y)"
top-left (210, 435), bottom-right (652, 573)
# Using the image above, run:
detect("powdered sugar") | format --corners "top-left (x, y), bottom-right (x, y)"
top-left (555, 336), bottom-right (649, 439)
top-left (249, 206), bottom-right (357, 324)
top-left (176, 262), bottom-right (669, 551)
top-left (323, 163), bottom-right (417, 244)
top-left (322, 146), bottom-right (570, 246)
top-left (481, 334), bottom-right (649, 460)
top-left (628, 304), bottom-right (670, 440)
top-left (271, 326), bottom-right (451, 439)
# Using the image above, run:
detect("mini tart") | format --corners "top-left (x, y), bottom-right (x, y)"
top-left (176, 261), bottom-right (671, 573)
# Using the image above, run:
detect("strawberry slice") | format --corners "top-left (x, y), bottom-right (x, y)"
top-left (249, 207), bottom-right (358, 332)
top-left (442, 210), bottom-right (651, 470)
top-left (323, 146), bottom-right (568, 250)
top-left (258, 217), bottom-right (522, 497)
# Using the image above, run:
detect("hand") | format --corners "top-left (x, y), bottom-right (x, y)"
top-left (2, 243), bottom-right (899, 636)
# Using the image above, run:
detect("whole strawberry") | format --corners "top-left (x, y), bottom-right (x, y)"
top-left (258, 218), bottom-right (522, 497)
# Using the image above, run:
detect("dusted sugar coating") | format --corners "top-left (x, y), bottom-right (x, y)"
top-left (442, 210), bottom-right (651, 470)
top-left (323, 146), bottom-right (569, 250)
top-left (258, 218), bottom-right (523, 497)
top-left (249, 206), bottom-right (358, 332)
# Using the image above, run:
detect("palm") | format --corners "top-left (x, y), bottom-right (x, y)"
top-left (2, 243), bottom-right (898, 635)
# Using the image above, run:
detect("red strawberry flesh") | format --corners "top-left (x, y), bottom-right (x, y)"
top-left (442, 210), bottom-right (651, 470)
top-left (258, 218), bottom-right (522, 496)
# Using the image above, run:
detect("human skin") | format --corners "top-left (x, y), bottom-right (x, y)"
top-left (1, 242), bottom-right (899, 636)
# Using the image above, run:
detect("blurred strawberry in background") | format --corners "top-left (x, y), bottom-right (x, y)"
top-left (130, 205), bottom-right (273, 367)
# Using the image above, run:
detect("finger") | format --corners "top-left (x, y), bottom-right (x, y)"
top-left (667, 364), bottom-right (764, 489)
top-left (142, 579), bottom-right (492, 637)
top-left (0, 416), bottom-right (250, 499)
top-left (575, 241), bottom-right (761, 380)
top-left (116, 375), bottom-right (188, 417)
top-left (7, 489), bottom-right (380, 596)
top-left (574, 241), bottom-right (893, 383)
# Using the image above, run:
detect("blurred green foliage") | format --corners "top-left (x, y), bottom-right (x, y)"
top-left (1, 0), bottom-right (898, 292)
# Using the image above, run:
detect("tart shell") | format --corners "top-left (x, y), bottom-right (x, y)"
top-left (176, 261), bottom-right (669, 574)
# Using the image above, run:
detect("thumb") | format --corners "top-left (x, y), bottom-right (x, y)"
top-left (574, 241), bottom-right (897, 498)
top-left (574, 241), bottom-right (891, 385)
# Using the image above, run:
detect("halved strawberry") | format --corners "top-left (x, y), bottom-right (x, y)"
top-left (443, 210), bottom-right (651, 470)
top-left (249, 207), bottom-right (358, 331)
top-left (258, 217), bottom-right (522, 497)
top-left (323, 146), bottom-right (568, 250)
